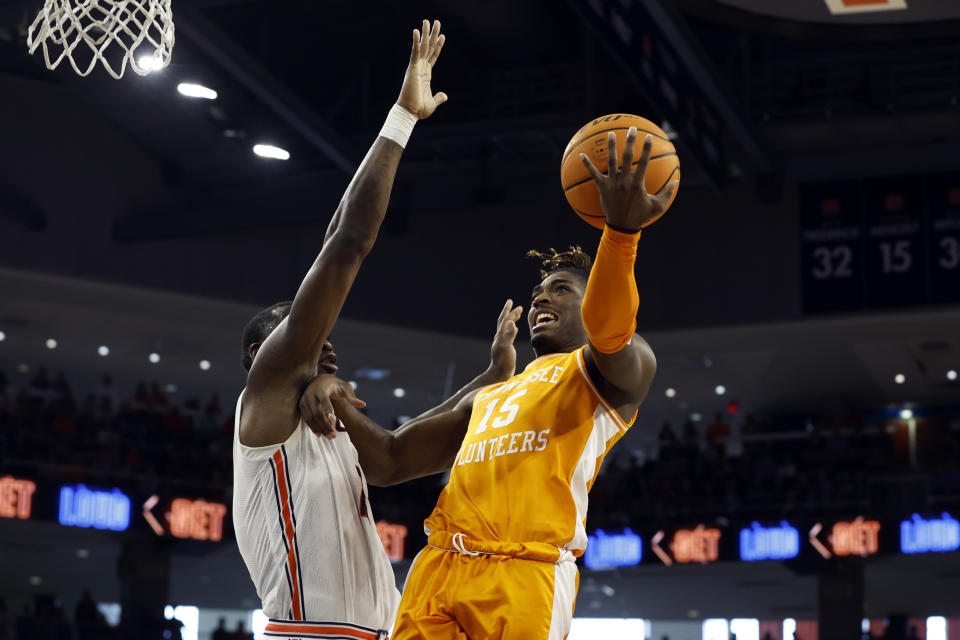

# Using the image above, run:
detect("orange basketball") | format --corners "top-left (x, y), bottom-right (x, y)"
top-left (561, 114), bottom-right (680, 229)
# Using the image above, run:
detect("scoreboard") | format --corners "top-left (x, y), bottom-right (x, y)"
top-left (800, 173), bottom-right (960, 313)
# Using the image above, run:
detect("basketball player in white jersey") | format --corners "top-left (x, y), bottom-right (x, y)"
top-left (232, 20), bottom-right (463, 640)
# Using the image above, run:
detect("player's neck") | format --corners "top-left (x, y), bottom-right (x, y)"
top-left (531, 339), bottom-right (584, 359)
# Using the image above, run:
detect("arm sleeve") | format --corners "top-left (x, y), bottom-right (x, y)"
top-left (581, 226), bottom-right (642, 354)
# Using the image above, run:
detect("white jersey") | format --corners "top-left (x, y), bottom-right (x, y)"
top-left (232, 391), bottom-right (400, 639)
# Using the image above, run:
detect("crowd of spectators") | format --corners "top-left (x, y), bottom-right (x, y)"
top-left (589, 411), bottom-right (960, 529)
top-left (0, 368), bottom-right (233, 501)
top-left (2, 367), bottom-right (959, 536)
top-left (0, 593), bottom-right (257, 640)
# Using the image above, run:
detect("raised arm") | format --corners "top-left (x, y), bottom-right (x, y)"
top-left (579, 127), bottom-right (678, 408)
top-left (240, 20), bottom-right (448, 448)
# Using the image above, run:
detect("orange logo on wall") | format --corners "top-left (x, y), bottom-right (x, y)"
top-left (831, 517), bottom-right (881, 556)
top-left (672, 525), bottom-right (721, 564)
top-left (168, 498), bottom-right (227, 542)
top-left (0, 476), bottom-right (36, 519)
top-left (376, 521), bottom-right (408, 562)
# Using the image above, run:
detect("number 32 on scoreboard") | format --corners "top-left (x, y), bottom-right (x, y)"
top-left (811, 245), bottom-right (853, 279)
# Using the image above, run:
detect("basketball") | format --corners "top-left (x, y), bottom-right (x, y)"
top-left (561, 114), bottom-right (680, 229)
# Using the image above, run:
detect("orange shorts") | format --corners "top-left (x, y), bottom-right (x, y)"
top-left (392, 534), bottom-right (579, 640)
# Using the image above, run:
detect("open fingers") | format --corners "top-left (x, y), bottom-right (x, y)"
top-left (606, 131), bottom-right (618, 176)
top-left (419, 19), bottom-right (430, 59)
top-left (410, 29), bottom-right (421, 62)
top-left (580, 153), bottom-right (606, 184)
top-left (428, 19), bottom-right (441, 51)
top-left (496, 299), bottom-right (513, 327)
top-left (621, 126), bottom-right (636, 176)
top-left (428, 33), bottom-right (445, 65)
top-left (635, 134), bottom-right (653, 191)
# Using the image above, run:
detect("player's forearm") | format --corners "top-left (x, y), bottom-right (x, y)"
top-left (386, 406), bottom-right (470, 485)
top-left (323, 103), bottom-right (418, 246)
top-left (582, 226), bottom-right (642, 354)
top-left (280, 115), bottom-right (412, 360)
top-left (326, 135), bottom-right (404, 254)
top-left (334, 398), bottom-right (470, 487)
top-left (331, 400), bottom-right (400, 486)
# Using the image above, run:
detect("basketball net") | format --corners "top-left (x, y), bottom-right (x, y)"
top-left (27, 0), bottom-right (175, 79)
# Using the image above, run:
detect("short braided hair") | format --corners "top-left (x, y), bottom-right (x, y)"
top-left (526, 246), bottom-right (593, 280)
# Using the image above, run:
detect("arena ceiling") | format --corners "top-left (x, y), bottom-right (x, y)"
top-left (0, 0), bottom-right (957, 340)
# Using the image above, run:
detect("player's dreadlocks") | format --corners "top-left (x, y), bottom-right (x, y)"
top-left (526, 246), bottom-right (593, 281)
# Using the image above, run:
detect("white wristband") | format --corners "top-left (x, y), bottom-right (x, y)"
top-left (378, 104), bottom-right (418, 148)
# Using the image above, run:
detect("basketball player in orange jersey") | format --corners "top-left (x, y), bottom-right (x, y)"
top-left (301, 127), bottom-right (678, 639)
top-left (230, 20), bottom-right (504, 640)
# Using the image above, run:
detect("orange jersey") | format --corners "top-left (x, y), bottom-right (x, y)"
top-left (423, 346), bottom-right (636, 557)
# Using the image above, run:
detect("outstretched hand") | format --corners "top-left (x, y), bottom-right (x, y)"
top-left (581, 126), bottom-right (679, 231)
top-left (489, 299), bottom-right (523, 380)
top-left (396, 19), bottom-right (448, 120)
top-left (299, 374), bottom-right (367, 439)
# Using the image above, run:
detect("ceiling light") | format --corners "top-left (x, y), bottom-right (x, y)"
top-left (0, 330), bottom-right (5, 341)
top-left (164, 384), bottom-right (177, 393)
top-left (948, 370), bottom-right (958, 381)
top-left (894, 373), bottom-right (905, 384)
top-left (690, 413), bottom-right (702, 422)
top-left (199, 360), bottom-right (211, 371)
top-left (177, 82), bottom-right (218, 100)
top-left (393, 388), bottom-right (406, 398)
top-left (899, 409), bottom-right (913, 420)
top-left (17, 363), bottom-right (29, 373)
top-left (28, 576), bottom-right (42, 586)
top-left (97, 345), bottom-right (110, 357)
top-left (45, 338), bottom-right (57, 349)
top-left (253, 144), bottom-right (290, 160)
top-left (665, 387), bottom-right (676, 398)
top-left (148, 352), bottom-right (160, 364)
top-left (714, 384), bottom-right (726, 395)
top-left (348, 381), bottom-right (358, 390)
top-left (76, 548), bottom-right (90, 559)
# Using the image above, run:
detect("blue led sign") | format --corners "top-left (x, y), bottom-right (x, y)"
top-left (739, 521), bottom-right (800, 561)
top-left (585, 528), bottom-right (643, 569)
top-left (900, 513), bottom-right (960, 554)
top-left (58, 484), bottom-right (131, 531)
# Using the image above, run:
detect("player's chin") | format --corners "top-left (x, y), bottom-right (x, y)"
top-left (530, 330), bottom-right (554, 352)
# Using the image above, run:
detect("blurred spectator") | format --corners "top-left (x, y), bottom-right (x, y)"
top-left (657, 421), bottom-right (676, 448)
top-left (212, 618), bottom-right (230, 640)
top-left (74, 590), bottom-right (108, 640)
top-left (707, 412), bottom-right (731, 441)
top-left (232, 621), bottom-right (252, 640)
top-left (681, 419), bottom-right (699, 449)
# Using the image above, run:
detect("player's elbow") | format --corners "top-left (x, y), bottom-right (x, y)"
top-left (328, 225), bottom-right (376, 259)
